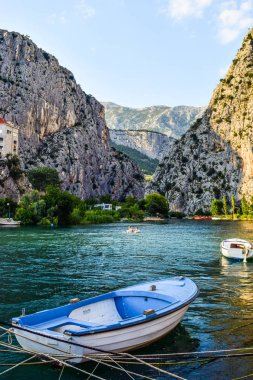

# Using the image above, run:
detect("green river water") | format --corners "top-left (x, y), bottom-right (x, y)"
top-left (0, 220), bottom-right (253, 379)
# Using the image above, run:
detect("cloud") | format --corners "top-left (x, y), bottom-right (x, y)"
top-left (48, 11), bottom-right (68, 25)
top-left (217, 1), bottom-right (253, 43)
top-left (163, 0), bottom-right (213, 20)
top-left (75, 0), bottom-right (96, 20)
top-left (47, 1), bottom-right (95, 25)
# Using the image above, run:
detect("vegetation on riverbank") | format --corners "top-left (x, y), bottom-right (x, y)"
top-left (210, 195), bottom-right (253, 220)
top-left (0, 166), bottom-right (169, 226)
top-left (10, 188), bottom-right (169, 226)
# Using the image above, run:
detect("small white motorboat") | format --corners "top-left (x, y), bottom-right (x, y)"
top-left (12, 277), bottom-right (198, 363)
top-left (127, 226), bottom-right (140, 233)
top-left (220, 238), bottom-right (253, 262)
top-left (0, 218), bottom-right (20, 226)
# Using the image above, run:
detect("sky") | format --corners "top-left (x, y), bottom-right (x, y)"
top-left (0, 0), bottom-right (253, 108)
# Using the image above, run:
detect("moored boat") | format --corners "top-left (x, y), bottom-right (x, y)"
top-left (12, 277), bottom-right (198, 363)
top-left (0, 218), bottom-right (20, 226)
top-left (221, 238), bottom-right (253, 262)
top-left (127, 226), bottom-right (140, 233)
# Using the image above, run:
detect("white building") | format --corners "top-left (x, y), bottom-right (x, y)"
top-left (0, 119), bottom-right (19, 158)
top-left (94, 203), bottom-right (112, 211)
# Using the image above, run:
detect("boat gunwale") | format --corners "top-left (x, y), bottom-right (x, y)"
top-left (12, 288), bottom-right (199, 337)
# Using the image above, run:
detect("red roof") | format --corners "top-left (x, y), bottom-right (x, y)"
top-left (0, 118), bottom-right (7, 124)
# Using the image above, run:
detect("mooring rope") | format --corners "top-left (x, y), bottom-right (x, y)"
top-left (0, 355), bottom-right (37, 376)
top-left (0, 328), bottom-right (156, 380)
top-left (2, 320), bottom-right (253, 379)
top-left (0, 323), bottom-right (186, 379)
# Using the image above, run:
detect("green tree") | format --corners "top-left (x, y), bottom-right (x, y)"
top-left (15, 190), bottom-right (46, 224)
top-left (211, 199), bottom-right (223, 215)
top-left (241, 196), bottom-right (249, 215)
top-left (145, 193), bottom-right (169, 217)
top-left (125, 196), bottom-right (136, 207)
top-left (27, 167), bottom-right (60, 191)
top-left (0, 198), bottom-right (17, 218)
top-left (57, 191), bottom-right (80, 225)
top-left (222, 195), bottom-right (228, 215)
top-left (231, 195), bottom-right (235, 218)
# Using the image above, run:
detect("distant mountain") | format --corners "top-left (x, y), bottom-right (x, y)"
top-left (103, 102), bottom-right (205, 162)
top-left (103, 102), bottom-right (205, 137)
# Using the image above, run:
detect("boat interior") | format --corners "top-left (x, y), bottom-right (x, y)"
top-left (13, 291), bottom-right (179, 336)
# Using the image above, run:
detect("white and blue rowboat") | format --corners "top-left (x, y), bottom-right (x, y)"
top-left (221, 238), bottom-right (253, 262)
top-left (12, 277), bottom-right (198, 363)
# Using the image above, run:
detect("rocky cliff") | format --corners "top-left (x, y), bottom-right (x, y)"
top-left (110, 129), bottom-right (175, 160)
top-left (0, 30), bottom-right (144, 201)
top-left (149, 30), bottom-right (253, 214)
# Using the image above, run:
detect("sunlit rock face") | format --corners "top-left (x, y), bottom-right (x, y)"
top-left (149, 29), bottom-right (253, 214)
top-left (0, 30), bottom-right (144, 200)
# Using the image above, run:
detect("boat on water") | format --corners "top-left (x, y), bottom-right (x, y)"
top-left (127, 226), bottom-right (140, 233)
top-left (221, 238), bottom-right (253, 262)
top-left (0, 217), bottom-right (20, 226)
top-left (192, 216), bottom-right (212, 220)
top-left (12, 277), bottom-right (198, 363)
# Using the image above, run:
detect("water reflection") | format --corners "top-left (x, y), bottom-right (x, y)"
top-left (1, 222), bottom-right (253, 379)
top-left (220, 256), bottom-right (253, 304)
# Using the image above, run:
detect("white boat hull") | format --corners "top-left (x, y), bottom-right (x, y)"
top-left (0, 218), bottom-right (20, 226)
top-left (14, 305), bottom-right (188, 363)
top-left (221, 247), bottom-right (253, 260)
top-left (221, 238), bottom-right (253, 261)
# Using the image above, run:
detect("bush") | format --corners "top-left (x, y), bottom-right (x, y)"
top-left (27, 167), bottom-right (60, 191)
top-left (6, 154), bottom-right (23, 180)
top-left (145, 193), bottom-right (169, 217)
top-left (81, 210), bottom-right (119, 224)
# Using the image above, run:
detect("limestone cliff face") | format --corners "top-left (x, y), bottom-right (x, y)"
top-left (149, 30), bottom-right (253, 213)
top-left (0, 30), bottom-right (144, 200)
top-left (110, 130), bottom-right (175, 160)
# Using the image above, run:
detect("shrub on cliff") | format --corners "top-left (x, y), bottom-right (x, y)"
top-left (27, 167), bottom-right (60, 191)
top-left (6, 154), bottom-right (23, 180)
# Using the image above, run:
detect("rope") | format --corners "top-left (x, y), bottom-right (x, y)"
top-left (232, 373), bottom-right (253, 380)
top-left (103, 354), bottom-right (136, 380)
top-left (2, 322), bottom-right (253, 379)
top-left (0, 339), bottom-right (106, 380)
top-left (0, 324), bottom-right (185, 378)
top-left (0, 361), bottom-right (55, 366)
top-left (2, 321), bottom-right (253, 360)
top-left (87, 362), bottom-right (101, 380)
top-left (0, 328), bottom-right (155, 380)
top-left (124, 352), bottom-right (187, 380)
top-left (58, 364), bottom-right (65, 380)
top-left (0, 355), bottom-right (37, 376)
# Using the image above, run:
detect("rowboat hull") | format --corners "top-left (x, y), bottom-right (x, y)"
top-left (13, 305), bottom-right (189, 363)
top-left (12, 277), bottom-right (198, 363)
top-left (221, 239), bottom-right (253, 261)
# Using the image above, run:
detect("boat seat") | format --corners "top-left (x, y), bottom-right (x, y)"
top-left (31, 316), bottom-right (101, 330)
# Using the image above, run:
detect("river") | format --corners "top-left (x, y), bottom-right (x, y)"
top-left (1, 220), bottom-right (253, 379)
